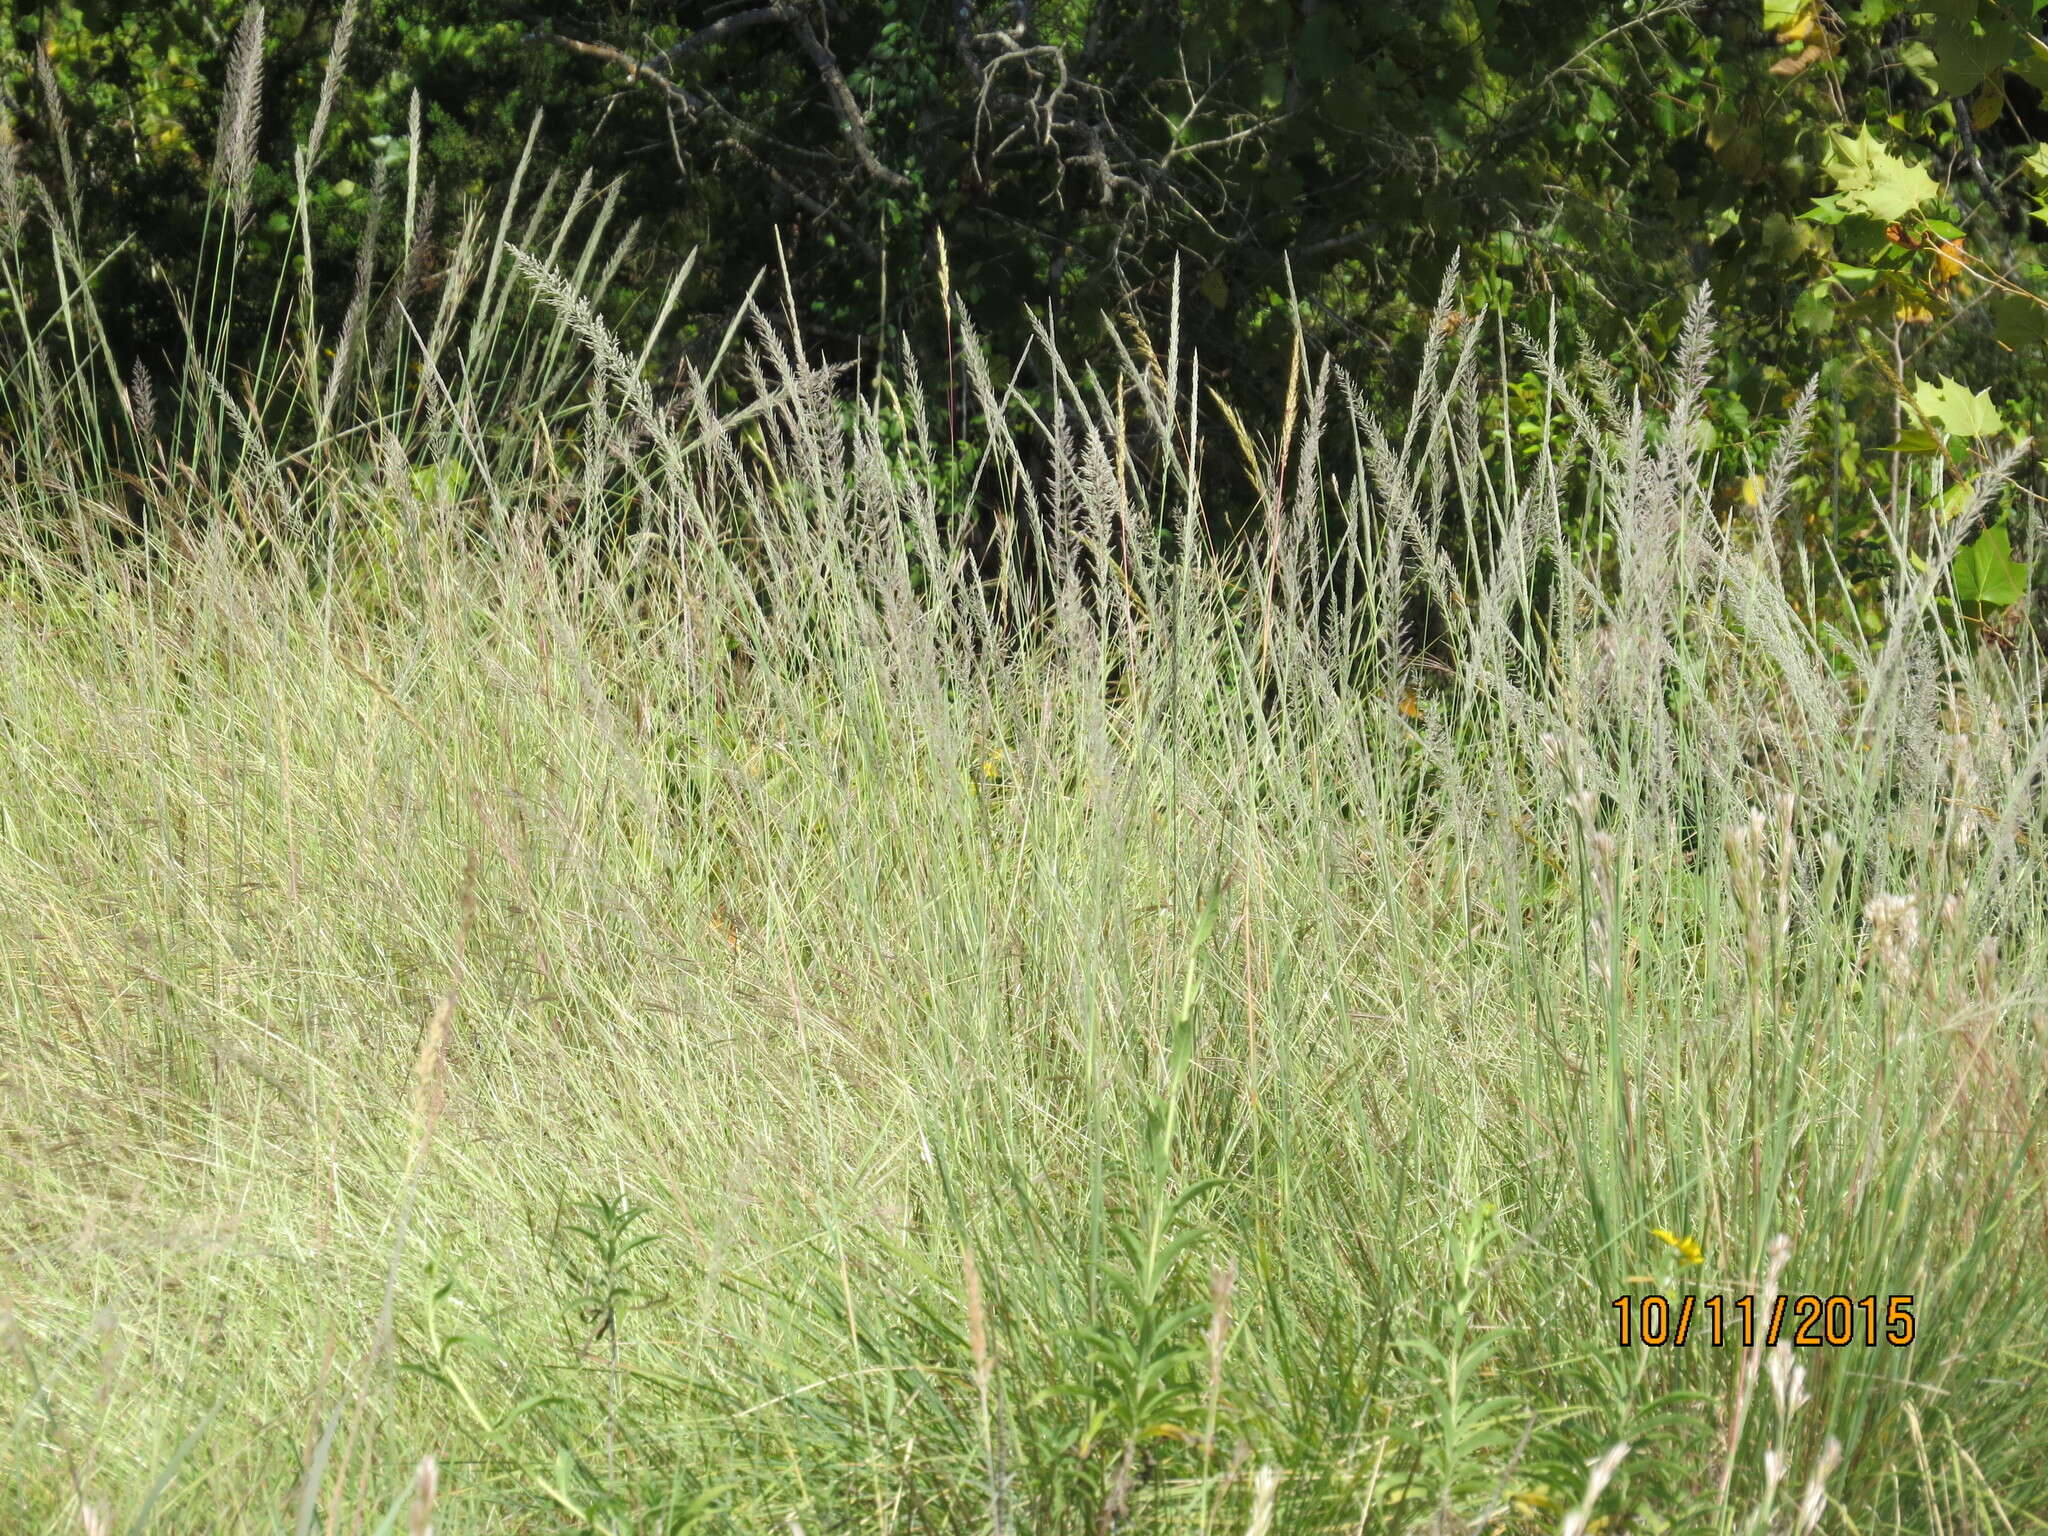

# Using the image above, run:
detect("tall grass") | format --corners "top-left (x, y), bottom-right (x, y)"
top-left (1, 39), bottom-right (2045, 1535)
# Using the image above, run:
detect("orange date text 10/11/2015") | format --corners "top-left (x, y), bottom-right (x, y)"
top-left (1612, 1294), bottom-right (1916, 1349)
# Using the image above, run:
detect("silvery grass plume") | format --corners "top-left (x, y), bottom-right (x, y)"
top-left (214, 5), bottom-right (267, 234)
top-left (303, 0), bottom-right (358, 171)
top-left (30, 41), bottom-right (78, 228)
top-left (127, 360), bottom-right (156, 446)
top-left (0, 138), bottom-right (24, 237)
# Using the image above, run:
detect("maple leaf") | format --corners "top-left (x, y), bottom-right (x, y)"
top-left (1822, 128), bottom-right (1939, 220)
top-left (1953, 522), bottom-right (2030, 610)
top-left (1912, 375), bottom-right (2002, 439)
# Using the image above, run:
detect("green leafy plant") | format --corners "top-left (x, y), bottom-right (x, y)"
top-left (1953, 519), bottom-right (2032, 610)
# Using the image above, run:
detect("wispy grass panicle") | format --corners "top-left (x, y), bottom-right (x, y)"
top-left (30, 41), bottom-right (78, 229)
top-left (303, 0), bottom-right (358, 171)
top-left (214, 5), bottom-right (267, 234)
top-left (127, 359), bottom-right (156, 448)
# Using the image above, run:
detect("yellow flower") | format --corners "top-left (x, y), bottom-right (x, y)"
top-left (978, 749), bottom-right (1003, 782)
top-left (1651, 1227), bottom-right (1704, 1266)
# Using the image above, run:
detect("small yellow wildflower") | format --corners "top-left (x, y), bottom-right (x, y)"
top-left (1651, 1228), bottom-right (1704, 1266)
top-left (978, 749), bottom-right (1003, 782)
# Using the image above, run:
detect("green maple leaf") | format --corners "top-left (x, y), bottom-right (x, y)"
top-left (1821, 128), bottom-right (1939, 220)
top-left (1952, 522), bottom-right (2030, 610)
top-left (1912, 375), bottom-right (2003, 438)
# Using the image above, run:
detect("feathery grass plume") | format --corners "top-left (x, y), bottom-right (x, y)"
top-left (0, 140), bottom-right (23, 239)
top-left (1665, 281), bottom-right (1718, 471)
top-left (411, 854), bottom-right (476, 1147)
top-left (128, 361), bottom-right (156, 446)
top-left (214, 5), bottom-right (267, 234)
top-left (403, 86), bottom-right (422, 258)
top-left (1947, 731), bottom-right (1983, 858)
top-left (199, 362), bottom-right (275, 486)
top-left (303, 0), bottom-right (358, 171)
top-left (413, 992), bottom-right (452, 1131)
top-left (1793, 1438), bottom-right (1843, 1536)
top-left (369, 90), bottom-right (426, 385)
top-left (502, 242), bottom-right (691, 494)
top-left (1569, 788), bottom-right (1616, 990)
top-left (1766, 1339), bottom-right (1810, 1423)
top-left (407, 1454), bottom-right (438, 1536)
top-left (7, 237), bottom-right (2048, 1531)
top-left (1724, 807), bottom-right (1771, 976)
top-left (1863, 892), bottom-right (1921, 993)
top-left (1750, 374), bottom-right (1821, 554)
top-left (1773, 790), bottom-right (1798, 941)
top-left (1859, 434), bottom-right (2031, 734)
top-left (320, 292), bottom-right (367, 431)
top-left (30, 40), bottom-right (78, 228)
top-left (1561, 1444), bottom-right (1629, 1536)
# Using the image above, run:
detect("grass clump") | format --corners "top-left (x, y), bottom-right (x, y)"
top-left (0, 87), bottom-right (2044, 1536)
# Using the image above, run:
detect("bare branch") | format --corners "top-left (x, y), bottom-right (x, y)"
top-left (526, 31), bottom-right (710, 113)
top-left (525, 28), bottom-right (878, 262)
top-left (651, 8), bottom-right (783, 70)
top-left (767, 1), bottom-right (911, 189)
top-left (534, 6), bottom-right (910, 192)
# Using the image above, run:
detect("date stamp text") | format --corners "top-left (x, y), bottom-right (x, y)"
top-left (1612, 1294), bottom-right (1915, 1348)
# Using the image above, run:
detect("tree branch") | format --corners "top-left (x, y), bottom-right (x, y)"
top-left (651, 8), bottom-right (783, 70)
top-left (767, 1), bottom-right (912, 189)
top-left (525, 28), bottom-right (878, 263)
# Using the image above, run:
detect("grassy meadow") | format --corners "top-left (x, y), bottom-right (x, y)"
top-left (2, 96), bottom-right (2047, 1536)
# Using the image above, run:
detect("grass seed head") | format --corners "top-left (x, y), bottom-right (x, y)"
top-left (1562, 1443), bottom-right (1630, 1536)
top-left (1793, 1437), bottom-right (1843, 1536)
top-left (408, 1454), bottom-right (438, 1536)
top-left (1863, 892), bottom-right (1921, 992)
